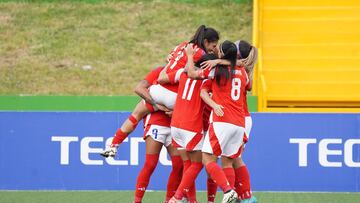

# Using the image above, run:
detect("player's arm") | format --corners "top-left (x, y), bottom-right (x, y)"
top-left (185, 43), bottom-right (206, 79)
top-left (201, 59), bottom-right (246, 69)
top-left (133, 80), bottom-right (159, 110)
top-left (157, 65), bottom-right (171, 84)
top-left (200, 88), bottom-right (224, 117)
top-left (200, 59), bottom-right (230, 69)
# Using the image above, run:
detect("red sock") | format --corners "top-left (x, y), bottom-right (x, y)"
top-left (112, 115), bottom-right (138, 146)
top-left (183, 160), bottom-right (191, 172)
top-left (223, 167), bottom-right (235, 188)
top-left (174, 162), bottom-right (203, 201)
top-left (166, 156), bottom-right (183, 201)
top-left (134, 154), bottom-right (159, 202)
top-left (180, 160), bottom-right (191, 199)
top-left (235, 165), bottom-right (252, 200)
top-left (207, 177), bottom-right (217, 202)
top-left (205, 162), bottom-right (232, 193)
top-left (187, 182), bottom-right (197, 203)
top-left (111, 128), bottom-right (128, 146)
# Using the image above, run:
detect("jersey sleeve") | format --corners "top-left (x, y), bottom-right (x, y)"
top-left (193, 46), bottom-right (206, 63)
top-left (201, 79), bottom-right (213, 91)
top-left (198, 68), bottom-right (215, 79)
top-left (144, 67), bottom-right (163, 84)
top-left (168, 68), bottom-right (185, 84)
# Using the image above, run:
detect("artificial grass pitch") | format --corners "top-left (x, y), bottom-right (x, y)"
top-left (0, 191), bottom-right (359, 203)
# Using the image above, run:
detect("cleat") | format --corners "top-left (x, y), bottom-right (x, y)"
top-left (240, 196), bottom-right (257, 203)
top-left (168, 197), bottom-right (185, 203)
top-left (100, 145), bottom-right (118, 158)
top-left (222, 190), bottom-right (238, 203)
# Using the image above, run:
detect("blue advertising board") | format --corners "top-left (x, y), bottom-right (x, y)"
top-left (0, 112), bottom-right (359, 191)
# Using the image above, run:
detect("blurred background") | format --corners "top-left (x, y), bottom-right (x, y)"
top-left (0, 0), bottom-right (359, 202)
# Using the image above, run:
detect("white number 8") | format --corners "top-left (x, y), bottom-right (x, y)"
top-left (231, 78), bottom-right (241, 100)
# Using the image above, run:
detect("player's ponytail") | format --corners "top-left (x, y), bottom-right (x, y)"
top-left (235, 40), bottom-right (258, 81)
top-left (190, 25), bottom-right (219, 52)
top-left (215, 40), bottom-right (237, 86)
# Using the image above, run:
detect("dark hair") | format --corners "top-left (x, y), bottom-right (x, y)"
top-left (215, 40), bottom-right (237, 86)
top-left (237, 40), bottom-right (252, 59)
top-left (195, 53), bottom-right (218, 68)
top-left (190, 25), bottom-right (219, 53)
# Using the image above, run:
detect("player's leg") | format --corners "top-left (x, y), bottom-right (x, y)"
top-left (203, 152), bottom-right (237, 203)
top-left (134, 136), bottom-right (163, 203)
top-left (221, 156), bottom-right (236, 188)
top-left (173, 150), bottom-right (203, 203)
top-left (233, 152), bottom-right (257, 203)
top-left (165, 144), bottom-right (183, 203)
top-left (207, 175), bottom-right (217, 203)
top-left (101, 101), bottom-right (150, 157)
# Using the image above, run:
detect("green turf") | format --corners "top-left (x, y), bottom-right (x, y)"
top-left (0, 191), bottom-right (359, 203)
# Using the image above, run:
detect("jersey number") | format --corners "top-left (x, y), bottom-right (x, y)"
top-left (182, 78), bottom-right (197, 101)
top-left (231, 78), bottom-right (241, 100)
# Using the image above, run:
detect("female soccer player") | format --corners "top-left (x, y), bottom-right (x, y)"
top-left (168, 50), bottom-right (218, 203)
top-left (232, 40), bottom-right (258, 203)
top-left (200, 40), bottom-right (258, 203)
top-left (100, 25), bottom-right (219, 158)
top-left (126, 66), bottom-right (184, 203)
top-left (200, 40), bottom-right (249, 203)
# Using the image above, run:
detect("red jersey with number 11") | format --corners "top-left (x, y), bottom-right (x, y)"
top-left (171, 72), bottom-right (206, 133)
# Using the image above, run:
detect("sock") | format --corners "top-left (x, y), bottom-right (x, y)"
top-left (134, 154), bottom-right (159, 202)
top-left (111, 128), bottom-right (128, 146)
top-left (183, 160), bottom-right (191, 172)
top-left (205, 162), bottom-right (232, 193)
top-left (180, 160), bottom-right (191, 199)
top-left (165, 156), bottom-right (183, 201)
top-left (207, 177), bottom-right (217, 202)
top-left (223, 167), bottom-right (235, 188)
top-left (187, 182), bottom-right (197, 203)
top-left (174, 162), bottom-right (203, 201)
top-left (235, 165), bottom-right (252, 200)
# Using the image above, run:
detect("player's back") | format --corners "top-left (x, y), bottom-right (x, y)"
top-left (171, 72), bottom-right (205, 133)
top-left (211, 66), bottom-right (248, 127)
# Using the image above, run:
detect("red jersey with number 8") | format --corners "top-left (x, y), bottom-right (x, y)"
top-left (203, 66), bottom-right (248, 127)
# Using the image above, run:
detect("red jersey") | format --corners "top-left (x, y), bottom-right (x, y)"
top-left (202, 66), bottom-right (249, 127)
top-left (241, 67), bottom-right (251, 117)
top-left (201, 79), bottom-right (212, 132)
top-left (161, 41), bottom-right (205, 93)
top-left (143, 67), bottom-right (171, 127)
top-left (171, 72), bottom-right (206, 133)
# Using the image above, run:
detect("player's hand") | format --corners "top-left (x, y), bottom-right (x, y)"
top-left (165, 110), bottom-right (173, 117)
top-left (185, 43), bottom-right (195, 56)
top-left (236, 59), bottom-right (245, 67)
top-left (212, 103), bottom-right (224, 117)
top-left (155, 104), bottom-right (170, 112)
top-left (201, 59), bottom-right (218, 69)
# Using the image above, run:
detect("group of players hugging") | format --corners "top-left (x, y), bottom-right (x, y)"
top-left (100, 25), bottom-right (258, 203)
